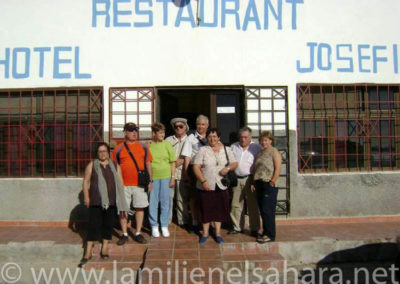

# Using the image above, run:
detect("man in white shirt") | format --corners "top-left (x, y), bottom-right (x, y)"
top-left (229, 126), bottom-right (262, 236)
top-left (165, 117), bottom-right (190, 228)
top-left (181, 114), bottom-right (209, 233)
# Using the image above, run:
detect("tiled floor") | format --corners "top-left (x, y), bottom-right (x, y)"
top-left (1, 219), bottom-right (398, 283)
top-left (0, 219), bottom-right (398, 245)
top-left (0, 219), bottom-right (399, 277)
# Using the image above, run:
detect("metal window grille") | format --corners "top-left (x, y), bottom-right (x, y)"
top-left (0, 87), bottom-right (103, 177)
top-left (245, 86), bottom-right (290, 215)
top-left (297, 84), bottom-right (400, 173)
top-left (109, 88), bottom-right (155, 144)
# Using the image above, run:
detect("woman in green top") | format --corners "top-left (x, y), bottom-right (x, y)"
top-left (149, 122), bottom-right (177, 238)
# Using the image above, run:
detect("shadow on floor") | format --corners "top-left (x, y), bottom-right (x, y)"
top-left (68, 191), bottom-right (88, 245)
top-left (299, 243), bottom-right (400, 284)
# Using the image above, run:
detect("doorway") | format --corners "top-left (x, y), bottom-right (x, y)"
top-left (157, 87), bottom-right (245, 145)
top-left (109, 86), bottom-right (290, 215)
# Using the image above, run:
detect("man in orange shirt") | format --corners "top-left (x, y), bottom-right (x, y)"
top-left (112, 122), bottom-right (153, 244)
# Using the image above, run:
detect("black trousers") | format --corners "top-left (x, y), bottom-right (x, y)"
top-left (87, 206), bottom-right (117, 241)
top-left (255, 180), bottom-right (278, 240)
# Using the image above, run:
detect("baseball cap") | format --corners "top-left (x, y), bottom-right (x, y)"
top-left (123, 122), bottom-right (139, 132)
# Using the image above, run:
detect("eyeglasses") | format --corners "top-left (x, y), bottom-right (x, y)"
top-left (174, 124), bottom-right (185, 129)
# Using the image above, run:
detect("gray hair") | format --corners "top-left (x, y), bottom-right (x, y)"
top-left (196, 114), bottom-right (209, 124)
top-left (239, 126), bottom-right (252, 135)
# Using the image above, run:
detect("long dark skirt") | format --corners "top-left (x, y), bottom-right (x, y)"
top-left (87, 205), bottom-right (117, 241)
top-left (197, 187), bottom-right (230, 224)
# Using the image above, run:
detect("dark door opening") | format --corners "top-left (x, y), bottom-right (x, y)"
top-left (157, 88), bottom-right (244, 145)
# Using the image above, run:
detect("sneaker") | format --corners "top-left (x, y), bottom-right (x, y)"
top-left (117, 235), bottom-right (128, 246)
top-left (152, 226), bottom-right (160, 238)
top-left (134, 234), bottom-right (147, 244)
top-left (161, 227), bottom-right (170, 237)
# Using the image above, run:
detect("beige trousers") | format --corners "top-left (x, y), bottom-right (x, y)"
top-left (230, 176), bottom-right (260, 232)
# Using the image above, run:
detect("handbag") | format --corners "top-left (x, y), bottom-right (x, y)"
top-left (124, 142), bottom-right (150, 189)
top-left (223, 145), bottom-right (238, 188)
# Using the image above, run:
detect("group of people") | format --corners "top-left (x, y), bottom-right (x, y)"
top-left (79, 114), bottom-right (282, 266)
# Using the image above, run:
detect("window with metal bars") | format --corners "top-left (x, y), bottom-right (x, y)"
top-left (297, 84), bottom-right (400, 173)
top-left (109, 88), bottom-right (154, 144)
top-left (0, 87), bottom-right (103, 177)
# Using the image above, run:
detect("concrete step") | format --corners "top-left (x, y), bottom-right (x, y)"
top-left (82, 244), bottom-right (147, 270)
top-left (222, 253), bottom-right (285, 271)
top-left (91, 243), bottom-right (147, 256)
top-left (222, 242), bottom-right (280, 255)
top-left (83, 259), bottom-right (143, 270)
top-left (221, 242), bottom-right (284, 271)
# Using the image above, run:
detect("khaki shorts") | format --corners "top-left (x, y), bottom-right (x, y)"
top-left (124, 186), bottom-right (149, 209)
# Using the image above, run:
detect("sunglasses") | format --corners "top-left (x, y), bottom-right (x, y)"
top-left (174, 124), bottom-right (185, 129)
top-left (125, 127), bottom-right (139, 132)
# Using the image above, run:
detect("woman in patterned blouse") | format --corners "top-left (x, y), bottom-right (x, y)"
top-left (192, 128), bottom-right (238, 244)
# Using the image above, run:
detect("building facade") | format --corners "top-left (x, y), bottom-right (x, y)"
top-left (0, 0), bottom-right (399, 221)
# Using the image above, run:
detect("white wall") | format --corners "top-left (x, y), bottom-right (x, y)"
top-left (0, 0), bottom-right (399, 132)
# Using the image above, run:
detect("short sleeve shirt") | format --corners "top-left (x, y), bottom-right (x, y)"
top-left (112, 142), bottom-right (153, 186)
top-left (165, 134), bottom-right (187, 179)
top-left (193, 145), bottom-right (236, 191)
top-left (230, 142), bottom-right (262, 176)
top-left (181, 131), bottom-right (208, 163)
top-left (149, 141), bottom-right (177, 180)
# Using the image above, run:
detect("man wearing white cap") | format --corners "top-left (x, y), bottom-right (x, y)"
top-left (165, 118), bottom-right (190, 229)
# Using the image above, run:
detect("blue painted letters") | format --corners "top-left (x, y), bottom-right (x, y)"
top-left (297, 42), bottom-right (399, 74)
top-left (264, 0), bottom-right (282, 30)
top-left (0, 48), bottom-right (10, 79)
top-left (221, 0), bottom-right (240, 30)
top-left (199, 0), bottom-right (218, 28)
top-left (12, 48), bottom-right (30, 79)
top-left (0, 46), bottom-right (92, 80)
top-left (92, 0), bottom-right (111, 27)
top-left (175, 1), bottom-right (196, 27)
top-left (113, 0), bottom-right (131, 27)
top-left (243, 0), bottom-right (261, 31)
top-left (135, 0), bottom-right (153, 27)
top-left (336, 44), bottom-right (354, 73)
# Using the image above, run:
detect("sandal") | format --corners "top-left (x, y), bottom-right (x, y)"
top-left (78, 255), bottom-right (92, 268)
top-left (100, 252), bottom-right (109, 259)
top-left (256, 235), bottom-right (272, 243)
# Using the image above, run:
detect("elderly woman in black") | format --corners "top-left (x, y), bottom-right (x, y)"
top-left (252, 131), bottom-right (282, 243)
top-left (79, 142), bottom-right (129, 267)
top-left (193, 128), bottom-right (238, 244)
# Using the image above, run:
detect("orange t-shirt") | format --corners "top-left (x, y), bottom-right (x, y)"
top-left (112, 142), bottom-right (153, 186)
